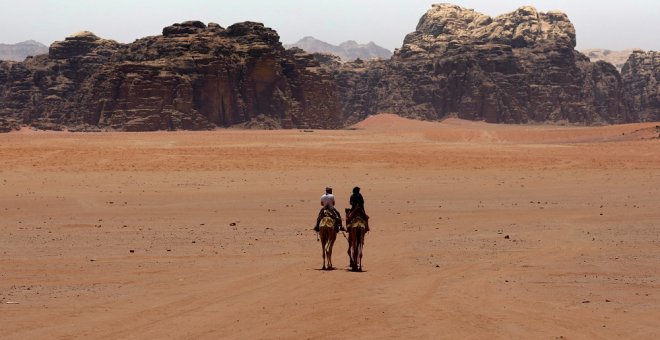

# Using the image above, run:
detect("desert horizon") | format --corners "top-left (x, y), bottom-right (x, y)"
top-left (1, 114), bottom-right (659, 338)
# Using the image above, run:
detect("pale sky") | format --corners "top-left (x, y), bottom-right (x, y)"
top-left (2, 0), bottom-right (658, 51)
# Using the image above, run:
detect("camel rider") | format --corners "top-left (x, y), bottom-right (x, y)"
top-left (315, 186), bottom-right (343, 233)
top-left (347, 186), bottom-right (369, 232)
top-left (349, 186), bottom-right (364, 210)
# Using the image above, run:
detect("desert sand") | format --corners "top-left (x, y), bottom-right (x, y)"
top-left (1, 114), bottom-right (659, 339)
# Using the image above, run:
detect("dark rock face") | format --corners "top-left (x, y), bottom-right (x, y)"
top-left (1, 5), bottom-right (658, 133)
top-left (0, 22), bottom-right (341, 131)
top-left (332, 4), bottom-right (632, 124)
top-left (622, 50), bottom-right (659, 122)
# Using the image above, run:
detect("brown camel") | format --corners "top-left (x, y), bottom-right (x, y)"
top-left (345, 207), bottom-right (368, 272)
top-left (317, 209), bottom-right (337, 270)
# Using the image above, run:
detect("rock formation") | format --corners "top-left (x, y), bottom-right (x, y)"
top-left (0, 21), bottom-right (341, 131)
top-left (285, 36), bottom-right (392, 61)
top-left (331, 4), bottom-right (632, 124)
top-left (0, 40), bottom-right (49, 61)
top-left (622, 50), bottom-right (659, 121)
top-left (1, 4), bottom-right (658, 133)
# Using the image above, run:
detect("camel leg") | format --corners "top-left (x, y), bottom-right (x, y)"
top-left (327, 238), bottom-right (334, 270)
top-left (356, 232), bottom-right (361, 271)
top-left (353, 231), bottom-right (363, 272)
top-left (347, 243), bottom-right (353, 268)
top-left (350, 243), bottom-right (357, 272)
top-left (322, 245), bottom-right (326, 270)
top-left (348, 232), bottom-right (355, 269)
top-left (321, 233), bottom-right (327, 270)
top-left (358, 239), bottom-right (363, 271)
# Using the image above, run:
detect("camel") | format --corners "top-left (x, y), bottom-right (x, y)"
top-left (317, 208), bottom-right (338, 270)
top-left (345, 207), bottom-right (368, 272)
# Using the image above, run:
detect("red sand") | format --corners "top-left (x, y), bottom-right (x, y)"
top-left (1, 115), bottom-right (659, 338)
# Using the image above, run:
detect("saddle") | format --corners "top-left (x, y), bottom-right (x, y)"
top-left (346, 207), bottom-right (369, 231)
top-left (318, 207), bottom-right (339, 229)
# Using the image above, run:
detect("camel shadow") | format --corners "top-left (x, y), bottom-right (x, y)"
top-left (314, 267), bottom-right (336, 271)
top-left (346, 268), bottom-right (367, 273)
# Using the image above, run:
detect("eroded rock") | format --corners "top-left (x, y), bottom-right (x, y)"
top-left (0, 23), bottom-right (341, 131)
top-left (330, 4), bottom-right (632, 124)
top-left (622, 50), bottom-right (659, 122)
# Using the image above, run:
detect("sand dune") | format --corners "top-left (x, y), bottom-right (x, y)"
top-left (355, 113), bottom-right (660, 143)
top-left (1, 117), bottom-right (659, 338)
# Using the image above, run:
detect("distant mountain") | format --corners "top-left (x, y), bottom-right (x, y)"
top-left (285, 36), bottom-right (392, 61)
top-left (581, 48), bottom-right (636, 71)
top-left (0, 40), bottom-right (49, 61)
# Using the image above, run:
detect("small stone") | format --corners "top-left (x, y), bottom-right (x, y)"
top-left (504, 235), bottom-right (510, 239)
top-left (129, 249), bottom-right (134, 253)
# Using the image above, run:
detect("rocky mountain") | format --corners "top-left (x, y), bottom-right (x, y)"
top-left (285, 36), bottom-right (392, 61)
top-left (622, 50), bottom-right (659, 121)
top-left (582, 49), bottom-right (636, 71)
top-left (0, 40), bottom-right (49, 61)
top-left (330, 4), bottom-right (632, 125)
top-left (0, 22), bottom-right (341, 132)
top-left (1, 4), bottom-right (658, 133)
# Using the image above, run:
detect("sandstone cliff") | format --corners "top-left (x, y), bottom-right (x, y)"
top-left (0, 21), bottom-right (341, 131)
top-left (622, 50), bottom-right (659, 122)
top-left (331, 4), bottom-right (632, 124)
top-left (1, 4), bottom-right (658, 133)
top-left (285, 36), bottom-right (392, 61)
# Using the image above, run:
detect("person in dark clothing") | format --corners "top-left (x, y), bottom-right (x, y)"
top-left (349, 186), bottom-right (364, 210)
top-left (347, 186), bottom-right (369, 232)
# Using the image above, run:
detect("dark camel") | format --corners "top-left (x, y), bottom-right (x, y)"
top-left (345, 207), bottom-right (368, 272)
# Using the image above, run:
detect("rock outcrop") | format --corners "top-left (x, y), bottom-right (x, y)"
top-left (331, 4), bottom-right (632, 124)
top-left (1, 4), bottom-right (658, 133)
top-left (0, 40), bottom-right (49, 61)
top-left (622, 50), bottom-right (659, 121)
top-left (0, 21), bottom-right (341, 131)
top-left (285, 36), bottom-right (392, 61)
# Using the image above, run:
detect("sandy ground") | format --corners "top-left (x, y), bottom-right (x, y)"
top-left (1, 114), bottom-right (659, 339)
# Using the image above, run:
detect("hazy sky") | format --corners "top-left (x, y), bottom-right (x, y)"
top-left (2, 0), bottom-right (658, 51)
